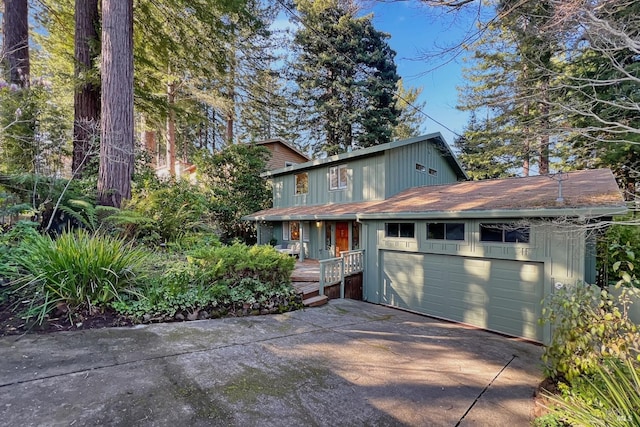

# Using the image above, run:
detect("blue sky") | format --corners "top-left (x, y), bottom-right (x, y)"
top-left (364, 1), bottom-right (485, 144)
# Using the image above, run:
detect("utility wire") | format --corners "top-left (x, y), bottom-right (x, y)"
top-left (274, 0), bottom-right (465, 139)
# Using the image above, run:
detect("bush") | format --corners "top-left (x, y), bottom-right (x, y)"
top-left (188, 243), bottom-right (296, 286)
top-left (6, 229), bottom-right (150, 324)
top-left (544, 359), bottom-right (640, 427)
top-left (540, 282), bottom-right (639, 381)
top-left (106, 180), bottom-right (213, 245)
top-left (111, 244), bottom-right (299, 321)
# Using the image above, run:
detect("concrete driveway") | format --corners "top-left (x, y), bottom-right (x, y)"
top-left (0, 299), bottom-right (542, 426)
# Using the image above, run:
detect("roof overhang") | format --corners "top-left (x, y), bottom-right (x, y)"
top-left (356, 206), bottom-right (628, 221)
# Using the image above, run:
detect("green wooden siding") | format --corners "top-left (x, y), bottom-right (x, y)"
top-left (384, 142), bottom-right (460, 197)
top-left (272, 154), bottom-right (386, 208)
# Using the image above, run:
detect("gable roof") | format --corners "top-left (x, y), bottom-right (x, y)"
top-left (243, 169), bottom-right (626, 221)
top-left (254, 138), bottom-right (311, 163)
top-left (262, 133), bottom-right (468, 181)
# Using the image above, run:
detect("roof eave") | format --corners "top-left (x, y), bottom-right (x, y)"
top-left (356, 205), bottom-right (628, 220)
top-left (242, 213), bottom-right (359, 222)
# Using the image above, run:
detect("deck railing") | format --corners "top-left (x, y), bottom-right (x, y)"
top-left (319, 250), bottom-right (364, 298)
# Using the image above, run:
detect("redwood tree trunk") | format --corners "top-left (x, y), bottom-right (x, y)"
top-left (98, 0), bottom-right (134, 207)
top-left (72, 0), bottom-right (101, 176)
top-left (2, 0), bottom-right (30, 87)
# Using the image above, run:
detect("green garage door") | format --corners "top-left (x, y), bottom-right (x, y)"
top-left (381, 250), bottom-right (544, 342)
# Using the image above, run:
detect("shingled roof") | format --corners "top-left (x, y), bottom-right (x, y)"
top-left (244, 169), bottom-right (625, 221)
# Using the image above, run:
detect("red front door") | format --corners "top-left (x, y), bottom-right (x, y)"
top-left (335, 222), bottom-right (349, 257)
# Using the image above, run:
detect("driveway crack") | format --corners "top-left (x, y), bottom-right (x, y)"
top-left (454, 354), bottom-right (517, 427)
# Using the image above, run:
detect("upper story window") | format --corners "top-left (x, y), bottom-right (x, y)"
top-left (385, 222), bottom-right (415, 238)
top-left (416, 163), bottom-right (426, 173)
top-left (427, 222), bottom-right (465, 241)
top-left (428, 168), bottom-right (437, 176)
top-left (480, 223), bottom-right (530, 243)
top-left (285, 161), bottom-right (297, 167)
top-left (295, 172), bottom-right (308, 194)
top-left (329, 165), bottom-right (348, 190)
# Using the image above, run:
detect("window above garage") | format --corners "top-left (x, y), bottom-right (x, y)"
top-left (385, 222), bottom-right (415, 238)
top-left (480, 223), bottom-right (530, 243)
top-left (427, 222), bottom-right (465, 241)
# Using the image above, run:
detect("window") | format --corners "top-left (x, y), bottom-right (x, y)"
top-left (385, 223), bottom-right (415, 238)
top-left (285, 161), bottom-right (296, 167)
top-left (427, 222), bottom-right (465, 241)
top-left (282, 221), bottom-right (290, 240)
top-left (295, 173), bottom-right (308, 194)
top-left (416, 163), bottom-right (426, 173)
top-left (329, 165), bottom-right (348, 190)
top-left (290, 221), bottom-right (300, 240)
top-left (428, 168), bottom-right (438, 176)
top-left (480, 223), bottom-right (530, 243)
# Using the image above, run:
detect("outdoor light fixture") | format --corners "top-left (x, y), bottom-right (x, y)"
top-left (316, 221), bottom-right (322, 227)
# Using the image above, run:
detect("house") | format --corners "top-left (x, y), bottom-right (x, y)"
top-left (145, 137), bottom-right (310, 180)
top-left (254, 138), bottom-right (311, 170)
top-left (243, 133), bottom-right (626, 343)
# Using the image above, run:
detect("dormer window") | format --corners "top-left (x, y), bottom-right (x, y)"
top-left (329, 165), bottom-right (348, 190)
top-left (295, 173), bottom-right (308, 194)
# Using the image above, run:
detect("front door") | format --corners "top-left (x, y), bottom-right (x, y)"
top-left (335, 222), bottom-right (349, 257)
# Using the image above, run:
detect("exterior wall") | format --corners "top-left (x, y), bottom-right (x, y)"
top-left (272, 154), bottom-right (386, 208)
top-left (361, 218), bottom-right (589, 342)
top-left (384, 142), bottom-right (461, 197)
top-left (262, 141), bottom-right (309, 171)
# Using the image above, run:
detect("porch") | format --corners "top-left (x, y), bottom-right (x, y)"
top-left (290, 250), bottom-right (364, 307)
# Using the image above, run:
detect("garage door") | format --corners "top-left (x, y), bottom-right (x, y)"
top-left (381, 251), bottom-right (544, 341)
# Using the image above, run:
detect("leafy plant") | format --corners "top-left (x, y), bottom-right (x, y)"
top-left (106, 179), bottom-right (212, 245)
top-left (188, 243), bottom-right (296, 286)
top-left (540, 282), bottom-right (639, 381)
top-left (7, 229), bottom-right (150, 324)
top-left (544, 359), bottom-right (640, 427)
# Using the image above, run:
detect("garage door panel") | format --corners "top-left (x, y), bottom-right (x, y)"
top-left (381, 251), bottom-right (544, 341)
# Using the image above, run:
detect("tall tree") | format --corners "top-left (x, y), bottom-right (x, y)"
top-left (393, 79), bottom-right (426, 140)
top-left (457, 0), bottom-right (557, 176)
top-left (98, 0), bottom-right (133, 207)
top-left (2, 0), bottom-right (30, 87)
top-left (292, 0), bottom-right (400, 155)
top-left (72, 0), bottom-right (101, 176)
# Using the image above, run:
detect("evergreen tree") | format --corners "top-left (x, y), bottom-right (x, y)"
top-left (2, 0), bottom-right (30, 87)
top-left (292, 0), bottom-right (400, 155)
top-left (393, 79), bottom-right (426, 140)
top-left (453, 112), bottom-right (515, 179)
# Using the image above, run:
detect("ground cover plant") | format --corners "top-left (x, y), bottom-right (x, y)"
top-left (1, 222), bottom-right (301, 334)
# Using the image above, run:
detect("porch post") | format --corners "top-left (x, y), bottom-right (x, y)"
top-left (299, 220), bottom-right (305, 261)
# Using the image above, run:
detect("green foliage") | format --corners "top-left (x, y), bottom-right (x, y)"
top-left (194, 144), bottom-right (271, 243)
top-left (111, 244), bottom-right (298, 320)
top-left (188, 243), bottom-right (296, 286)
top-left (598, 222), bottom-right (640, 287)
top-left (544, 359), bottom-right (640, 427)
top-left (0, 220), bottom-right (40, 279)
top-left (6, 230), bottom-right (150, 324)
top-left (106, 179), bottom-right (212, 245)
top-left (0, 83), bottom-right (70, 175)
top-left (540, 282), bottom-right (639, 381)
top-left (292, 0), bottom-right (400, 155)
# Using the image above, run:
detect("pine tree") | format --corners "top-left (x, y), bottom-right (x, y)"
top-left (393, 79), bottom-right (426, 140)
top-left (292, 0), bottom-right (400, 155)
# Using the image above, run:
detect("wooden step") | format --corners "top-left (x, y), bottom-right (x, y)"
top-left (292, 281), bottom-right (320, 299)
top-left (303, 295), bottom-right (328, 307)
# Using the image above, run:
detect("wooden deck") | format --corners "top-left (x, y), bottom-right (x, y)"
top-left (291, 260), bottom-right (325, 306)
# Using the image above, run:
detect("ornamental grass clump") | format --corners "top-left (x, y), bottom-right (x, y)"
top-left (8, 229), bottom-right (150, 324)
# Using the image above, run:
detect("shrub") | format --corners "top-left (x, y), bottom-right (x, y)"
top-left (7, 229), bottom-right (150, 324)
top-left (106, 180), bottom-right (213, 245)
top-left (540, 282), bottom-right (639, 381)
top-left (188, 243), bottom-right (296, 286)
top-left (544, 359), bottom-right (640, 427)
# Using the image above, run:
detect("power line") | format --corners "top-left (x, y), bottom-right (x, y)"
top-left (274, 0), bottom-right (464, 140)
